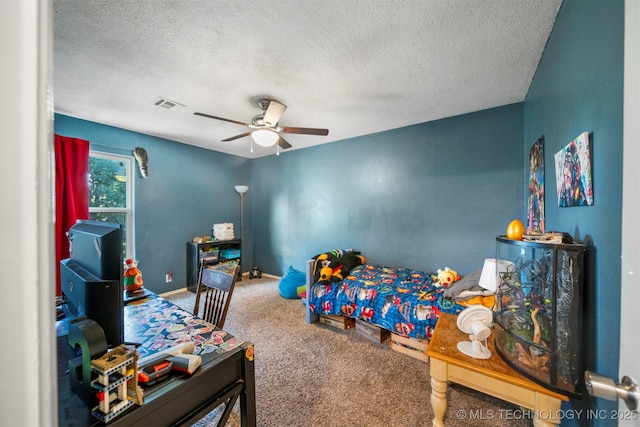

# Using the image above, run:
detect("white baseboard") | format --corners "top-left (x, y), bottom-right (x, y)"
top-left (256, 273), bottom-right (280, 279)
top-left (159, 287), bottom-right (188, 297)
top-left (160, 273), bottom-right (280, 297)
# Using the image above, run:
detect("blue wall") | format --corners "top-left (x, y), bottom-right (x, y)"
top-left (55, 102), bottom-right (525, 292)
top-left (53, 2), bottom-right (624, 421)
top-left (251, 104), bottom-right (524, 276)
top-left (55, 114), bottom-right (252, 294)
top-left (524, 0), bottom-right (623, 424)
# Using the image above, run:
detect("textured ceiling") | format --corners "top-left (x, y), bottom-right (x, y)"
top-left (54, 0), bottom-right (561, 158)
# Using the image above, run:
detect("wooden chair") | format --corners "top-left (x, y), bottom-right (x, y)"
top-left (193, 261), bottom-right (239, 329)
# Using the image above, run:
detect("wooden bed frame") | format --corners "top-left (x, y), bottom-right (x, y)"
top-left (305, 259), bottom-right (319, 324)
top-left (304, 259), bottom-right (430, 361)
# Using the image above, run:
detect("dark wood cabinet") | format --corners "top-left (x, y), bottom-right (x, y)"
top-left (186, 239), bottom-right (242, 292)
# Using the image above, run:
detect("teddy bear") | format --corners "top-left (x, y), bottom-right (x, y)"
top-left (435, 267), bottom-right (459, 288)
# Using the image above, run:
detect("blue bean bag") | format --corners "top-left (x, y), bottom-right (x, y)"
top-left (279, 266), bottom-right (305, 299)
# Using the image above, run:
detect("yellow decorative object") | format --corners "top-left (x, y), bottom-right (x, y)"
top-left (506, 219), bottom-right (525, 240)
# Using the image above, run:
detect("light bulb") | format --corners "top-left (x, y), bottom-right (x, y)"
top-left (252, 129), bottom-right (279, 146)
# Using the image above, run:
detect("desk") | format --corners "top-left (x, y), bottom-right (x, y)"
top-left (426, 313), bottom-right (568, 427)
top-left (58, 293), bottom-right (256, 426)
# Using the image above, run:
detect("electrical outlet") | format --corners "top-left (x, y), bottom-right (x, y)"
top-left (166, 272), bottom-right (173, 283)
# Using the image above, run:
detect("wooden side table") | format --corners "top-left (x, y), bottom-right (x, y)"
top-left (426, 313), bottom-right (568, 427)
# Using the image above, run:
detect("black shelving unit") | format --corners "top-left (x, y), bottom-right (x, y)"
top-left (186, 239), bottom-right (242, 292)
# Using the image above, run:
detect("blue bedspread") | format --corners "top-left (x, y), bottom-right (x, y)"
top-left (308, 264), bottom-right (465, 339)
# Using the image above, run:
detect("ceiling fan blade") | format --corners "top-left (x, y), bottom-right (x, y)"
top-left (277, 136), bottom-right (292, 149)
top-left (222, 132), bottom-right (252, 142)
top-left (281, 126), bottom-right (329, 136)
top-left (194, 112), bottom-right (249, 127)
top-left (263, 101), bottom-right (287, 127)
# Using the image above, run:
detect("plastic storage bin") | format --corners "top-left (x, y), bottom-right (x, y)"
top-left (220, 248), bottom-right (241, 260)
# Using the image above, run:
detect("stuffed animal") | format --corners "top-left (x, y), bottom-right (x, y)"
top-left (435, 267), bottom-right (459, 288)
top-left (123, 258), bottom-right (144, 291)
top-left (312, 249), bottom-right (343, 282)
top-left (331, 251), bottom-right (366, 282)
top-left (279, 266), bottom-right (304, 299)
top-left (318, 265), bottom-right (338, 285)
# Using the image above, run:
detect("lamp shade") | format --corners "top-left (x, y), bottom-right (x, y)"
top-left (252, 129), bottom-right (279, 146)
top-left (234, 185), bottom-right (249, 194)
top-left (478, 258), bottom-right (512, 292)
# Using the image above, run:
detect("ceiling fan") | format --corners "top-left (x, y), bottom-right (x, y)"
top-left (194, 99), bottom-right (329, 152)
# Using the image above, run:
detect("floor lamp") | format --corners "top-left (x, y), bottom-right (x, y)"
top-left (235, 185), bottom-right (248, 280)
top-left (234, 185), bottom-right (249, 244)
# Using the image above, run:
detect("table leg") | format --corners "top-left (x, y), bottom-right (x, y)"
top-left (430, 358), bottom-right (448, 427)
top-left (533, 393), bottom-right (562, 427)
top-left (533, 416), bottom-right (558, 427)
top-left (240, 343), bottom-right (256, 427)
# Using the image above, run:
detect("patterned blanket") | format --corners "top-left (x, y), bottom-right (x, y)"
top-left (308, 264), bottom-right (465, 339)
top-left (124, 293), bottom-right (243, 363)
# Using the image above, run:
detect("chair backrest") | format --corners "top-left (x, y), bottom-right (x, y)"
top-left (193, 263), bottom-right (239, 329)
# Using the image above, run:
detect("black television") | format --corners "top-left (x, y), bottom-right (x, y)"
top-left (60, 259), bottom-right (123, 347)
top-left (60, 220), bottom-right (124, 347)
top-left (68, 220), bottom-right (123, 281)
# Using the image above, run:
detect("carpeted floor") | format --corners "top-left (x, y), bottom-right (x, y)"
top-left (164, 277), bottom-right (531, 427)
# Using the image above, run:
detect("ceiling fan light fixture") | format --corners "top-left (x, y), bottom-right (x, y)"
top-left (194, 99), bottom-right (327, 153)
top-left (252, 129), bottom-right (279, 147)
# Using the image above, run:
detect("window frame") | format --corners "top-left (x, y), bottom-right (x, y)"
top-left (88, 150), bottom-right (136, 259)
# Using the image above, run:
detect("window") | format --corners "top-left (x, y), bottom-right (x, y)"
top-left (88, 151), bottom-right (135, 259)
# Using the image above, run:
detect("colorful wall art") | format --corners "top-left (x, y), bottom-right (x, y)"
top-left (528, 136), bottom-right (545, 231)
top-left (554, 131), bottom-right (593, 207)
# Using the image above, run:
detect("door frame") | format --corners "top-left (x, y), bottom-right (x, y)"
top-left (619, 0), bottom-right (639, 423)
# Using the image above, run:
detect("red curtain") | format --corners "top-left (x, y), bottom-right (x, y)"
top-left (55, 134), bottom-right (90, 296)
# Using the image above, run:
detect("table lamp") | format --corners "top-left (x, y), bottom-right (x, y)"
top-left (478, 258), bottom-right (512, 293)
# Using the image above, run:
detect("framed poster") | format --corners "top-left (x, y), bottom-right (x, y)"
top-left (554, 131), bottom-right (593, 207)
top-left (527, 136), bottom-right (545, 232)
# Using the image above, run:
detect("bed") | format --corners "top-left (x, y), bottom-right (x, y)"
top-left (304, 258), bottom-right (466, 341)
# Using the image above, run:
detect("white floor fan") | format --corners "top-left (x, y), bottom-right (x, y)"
top-left (456, 305), bottom-right (493, 359)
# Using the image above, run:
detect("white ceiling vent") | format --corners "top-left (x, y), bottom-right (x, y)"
top-left (154, 97), bottom-right (185, 111)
